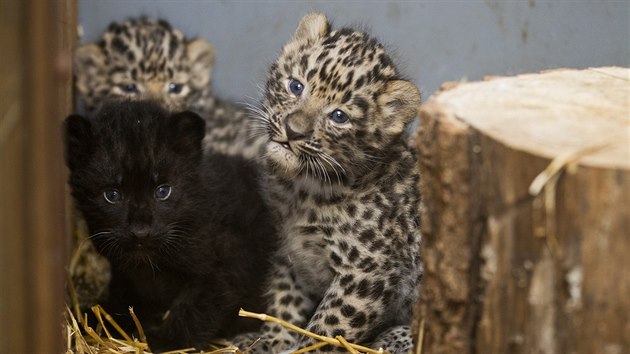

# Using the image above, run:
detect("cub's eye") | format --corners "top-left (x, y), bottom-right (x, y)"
top-left (168, 83), bottom-right (184, 94)
top-left (288, 79), bottom-right (304, 96)
top-left (119, 83), bottom-right (138, 94)
top-left (103, 189), bottom-right (123, 204)
top-left (330, 109), bottom-right (349, 124)
top-left (155, 184), bottom-right (172, 201)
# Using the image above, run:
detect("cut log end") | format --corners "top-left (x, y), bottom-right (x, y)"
top-left (434, 67), bottom-right (629, 170)
top-left (413, 67), bottom-right (630, 354)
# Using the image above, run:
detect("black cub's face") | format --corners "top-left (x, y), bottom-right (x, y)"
top-left (260, 13), bottom-right (421, 184)
top-left (65, 101), bottom-right (205, 268)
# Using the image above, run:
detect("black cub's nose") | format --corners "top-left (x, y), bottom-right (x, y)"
top-left (130, 224), bottom-right (151, 240)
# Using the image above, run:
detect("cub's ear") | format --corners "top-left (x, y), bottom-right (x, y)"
top-left (73, 44), bottom-right (106, 92)
top-left (73, 44), bottom-right (105, 75)
top-left (64, 114), bottom-right (94, 170)
top-left (377, 80), bottom-right (422, 135)
top-left (292, 13), bottom-right (329, 43)
top-left (186, 39), bottom-right (215, 89)
top-left (168, 111), bottom-right (206, 157)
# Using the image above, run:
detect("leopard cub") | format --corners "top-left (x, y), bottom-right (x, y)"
top-left (74, 16), bottom-right (262, 158)
top-left (71, 17), bottom-right (264, 309)
top-left (234, 13), bottom-right (423, 353)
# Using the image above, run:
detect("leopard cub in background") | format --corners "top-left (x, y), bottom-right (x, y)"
top-left (74, 16), bottom-right (263, 158)
top-left (65, 100), bottom-right (276, 351)
top-left (233, 13), bottom-right (423, 354)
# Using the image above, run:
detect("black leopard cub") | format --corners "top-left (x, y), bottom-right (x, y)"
top-left (64, 100), bottom-right (276, 351)
top-left (71, 17), bottom-right (265, 311)
top-left (232, 13), bottom-right (423, 354)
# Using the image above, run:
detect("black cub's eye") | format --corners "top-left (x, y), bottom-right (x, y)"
top-left (289, 79), bottom-right (304, 96)
top-left (168, 83), bottom-right (184, 94)
top-left (103, 189), bottom-right (123, 204)
top-left (155, 184), bottom-right (172, 201)
top-left (119, 83), bottom-right (138, 94)
top-left (330, 109), bottom-right (349, 124)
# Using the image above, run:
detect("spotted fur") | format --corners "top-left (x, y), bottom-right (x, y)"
top-left (233, 13), bottom-right (422, 353)
top-left (74, 17), bottom-right (263, 158)
top-left (75, 17), bottom-right (212, 113)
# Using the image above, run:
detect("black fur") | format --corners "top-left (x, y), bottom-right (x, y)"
top-left (64, 100), bottom-right (276, 351)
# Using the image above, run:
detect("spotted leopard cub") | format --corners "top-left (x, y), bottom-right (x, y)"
top-left (74, 17), bottom-right (260, 158)
top-left (75, 17), bottom-right (212, 114)
top-left (235, 13), bottom-right (422, 353)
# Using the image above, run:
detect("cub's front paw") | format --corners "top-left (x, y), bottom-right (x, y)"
top-left (231, 331), bottom-right (297, 354)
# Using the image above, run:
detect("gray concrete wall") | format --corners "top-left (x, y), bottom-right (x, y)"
top-left (78, 0), bottom-right (629, 102)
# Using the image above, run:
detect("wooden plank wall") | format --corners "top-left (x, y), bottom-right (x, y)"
top-left (0, 0), bottom-right (76, 352)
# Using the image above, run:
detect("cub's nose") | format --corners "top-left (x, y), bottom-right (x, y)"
top-left (285, 120), bottom-right (313, 141)
top-left (285, 111), bottom-right (313, 141)
top-left (130, 224), bottom-right (151, 240)
top-left (286, 124), bottom-right (307, 140)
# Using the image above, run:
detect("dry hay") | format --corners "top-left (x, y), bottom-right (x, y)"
top-left (64, 304), bottom-right (240, 354)
top-left (63, 303), bottom-right (389, 354)
top-left (65, 227), bottom-right (241, 354)
top-left (65, 232), bottom-right (388, 353)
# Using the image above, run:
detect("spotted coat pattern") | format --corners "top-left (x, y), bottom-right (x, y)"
top-left (233, 13), bottom-right (422, 353)
top-left (74, 17), bottom-right (264, 159)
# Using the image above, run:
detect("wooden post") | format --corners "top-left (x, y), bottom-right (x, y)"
top-left (413, 67), bottom-right (629, 354)
top-left (0, 0), bottom-right (75, 352)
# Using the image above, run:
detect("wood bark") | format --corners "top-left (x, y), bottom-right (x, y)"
top-left (412, 67), bottom-right (629, 354)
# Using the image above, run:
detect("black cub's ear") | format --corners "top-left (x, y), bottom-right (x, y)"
top-left (64, 114), bottom-right (94, 170)
top-left (167, 111), bottom-right (206, 156)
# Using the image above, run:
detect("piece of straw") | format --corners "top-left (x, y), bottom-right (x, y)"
top-left (415, 319), bottom-right (425, 354)
top-left (238, 309), bottom-right (387, 354)
top-left (291, 342), bottom-right (329, 353)
top-left (336, 336), bottom-right (360, 354)
top-left (129, 307), bottom-right (147, 344)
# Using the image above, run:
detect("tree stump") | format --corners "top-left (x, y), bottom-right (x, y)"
top-left (412, 67), bottom-right (629, 354)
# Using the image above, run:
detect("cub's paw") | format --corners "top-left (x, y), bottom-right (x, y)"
top-left (231, 330), bottom-right (298, 353)
top-left (370, 325), bottom-right (413, 354)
